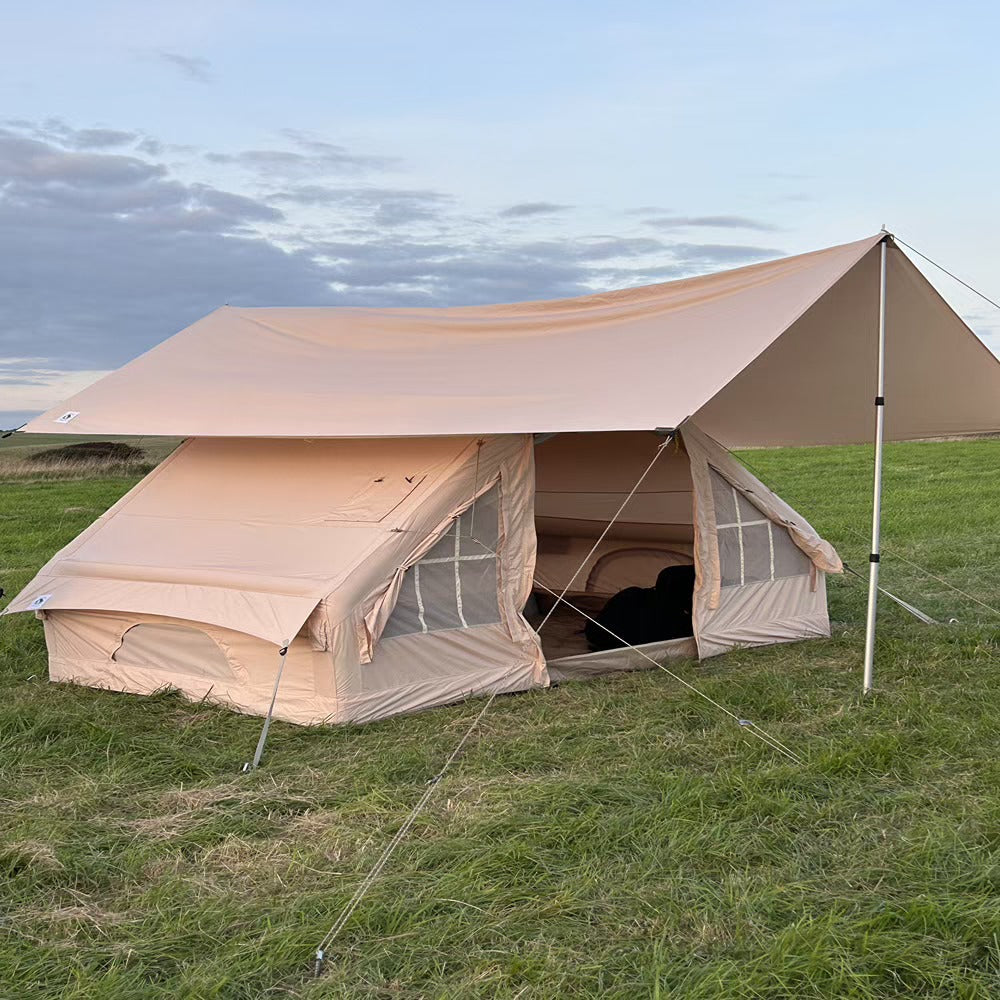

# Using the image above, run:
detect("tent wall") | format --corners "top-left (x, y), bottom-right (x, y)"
top-left (42, 607), bottom-right (544, 726)
top-left (695, 576), bottom-right (829, 659)
top-left (334, 624), bottom-right (544, 725)
top-left (684, 422), bottom-right (840, 657)
top-left (42, 610), bottom-right (340, 722)
top-left (22, 433), bottom-right (547, 726)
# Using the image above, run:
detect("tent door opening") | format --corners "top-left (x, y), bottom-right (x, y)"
top-left (528, 431), bottom-right (698, 669)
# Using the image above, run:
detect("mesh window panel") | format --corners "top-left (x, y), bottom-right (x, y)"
top-left (710, 470), bottom-right (738, 523)
top-left (718, 527), bottom-right (744, 588)
top-left (423, 523), bottom-right (459, 561)
top-left (459, 488), bottom-right (500, 551)
top-left (734, 489), bottom-right (761, 525)
top-left (710, 468), bottom-right (812, 589)
top-left (741, 523), bottom-right (773, 585)
top-left (773, 526), bottom-right (812, 579)
top-left (458, 558), bottom-right (501, 626)
top-left (415, 562), bottom-right (464, 631)
top-left (381, 484), bottom-right (502, 640)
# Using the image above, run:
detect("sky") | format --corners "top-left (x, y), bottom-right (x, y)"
top-left (2, 0), bottom-right (999, 428)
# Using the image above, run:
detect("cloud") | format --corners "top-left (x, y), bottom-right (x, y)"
top-left (641, 214), bottom-right (779, 231)
top-left (313, 238), bottom-right (592, 305)
top-left (273, 185), bottom-right (452, 227)
top-left (665, 242), bottom-right (782, 265)
top-left (498, 202), bottom-right (573, 219)
top-left (518, 236), bottom-right (666, 262)
top-left (135, 137), bottom-right (165, 157)
top-left (207, 130), bottom-right (396, 178)
top-left (69, 128), bottom-right (138, 150)
top-left (0, 130), bottom-right (165, 187)
top-left (0, 125), bottom-right (335, 373)
top-left (157, 51), bottom-right (213, 83)
top-left (0, 119), bottom-right (791, 416)
top-left (2, 118), bottom-right (171, 158)
top-left (0, 360), bottom-right (110, 410)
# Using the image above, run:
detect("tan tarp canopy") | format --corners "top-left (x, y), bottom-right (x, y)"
top-left (23, 234), bottom-right (1000, 447)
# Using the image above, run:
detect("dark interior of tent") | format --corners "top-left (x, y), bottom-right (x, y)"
top-left (525, 431), bottom-right (697, 661)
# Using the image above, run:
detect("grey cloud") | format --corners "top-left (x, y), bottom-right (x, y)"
top-left (70, 128), bottom-right (138, 149)
top-left (2, 119), bottom-right (168, 159)
top-left (193, 186), bottom-right (283, 224)
top-left (207, 132), bottom-right (395, 178)
top-left (274, 185), bottom-right (452, 227)
top-left (158, 51), bottom-right (213, 83)
top-left (135, 137), bottom-right (165, 157)
top-left (314, 238), bottom-right (590, 304)
top-left (554, 241), bottom-right (780, 288)
top-left (0, 133), bottom-right (281, 232)
top-left (280, 128), bottom-right (389, 161)
top-left (643, 214), bottom-right (778, 232)
top-left (498, 201), bottom-right (573, 219)
top-left (0, 119), bottom-right (790, 398)
top-left (0, 126), bottom-right (324, 371)
top-left (0, 130), bottom-right (165, 186)
top-left (518, 236), bottom-right (666, 262)
top-left (665, 242), bottom-right (781, 265)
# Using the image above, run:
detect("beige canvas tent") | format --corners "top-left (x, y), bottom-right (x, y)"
top-left (6, 233), bottom-right (1000, 727)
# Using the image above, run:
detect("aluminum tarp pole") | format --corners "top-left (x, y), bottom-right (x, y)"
top-left (862, 238), bottom-right (889, 694)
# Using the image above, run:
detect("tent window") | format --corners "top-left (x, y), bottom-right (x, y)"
top-left (709, 469), bottom-right (811, 588)
top-left (382, 485), bottom-right (502, 639)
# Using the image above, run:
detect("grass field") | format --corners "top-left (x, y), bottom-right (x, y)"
top-left (1, 438), bottom-right (999, 999)
top-left (0, 433), bottom-right (181, 481)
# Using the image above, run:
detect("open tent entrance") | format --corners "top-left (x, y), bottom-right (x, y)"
top-left (528, 431), bottom-right (699, 673)
top-left (528, 428), bottom-right (828, 679)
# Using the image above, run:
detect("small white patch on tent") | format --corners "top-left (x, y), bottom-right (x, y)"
top-left (54, 411), bottom-right (80, 424)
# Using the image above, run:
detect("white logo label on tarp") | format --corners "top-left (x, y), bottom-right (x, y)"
top-left (28, 594), bottom-right (53, 610)
top-left (55, 411), bottom-right (80, 424)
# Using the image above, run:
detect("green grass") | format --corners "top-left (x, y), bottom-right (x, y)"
top-left (0, 440), bottom-right (998, 999)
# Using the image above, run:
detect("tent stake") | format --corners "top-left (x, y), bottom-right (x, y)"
top-left (243, 640), bottom-right (290, 771)
top-left (862, 238), bottom-right (889, 694)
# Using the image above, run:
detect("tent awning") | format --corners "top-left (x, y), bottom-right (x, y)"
top-left (21, 234), bottom-right (1000, 447)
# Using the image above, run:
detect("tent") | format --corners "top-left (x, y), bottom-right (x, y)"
top-left (3, 422), bottom-right (840, 724)
top-left (6, 233), bottom-right (1000, 726)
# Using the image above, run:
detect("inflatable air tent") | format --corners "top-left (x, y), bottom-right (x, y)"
top-left (6, 234), bottom-right (1000, 724)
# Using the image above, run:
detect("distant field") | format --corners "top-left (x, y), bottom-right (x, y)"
top-left (0, 434), bottom-right (182, 481)
top-left (1, 439), bottom-right (999, 999)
